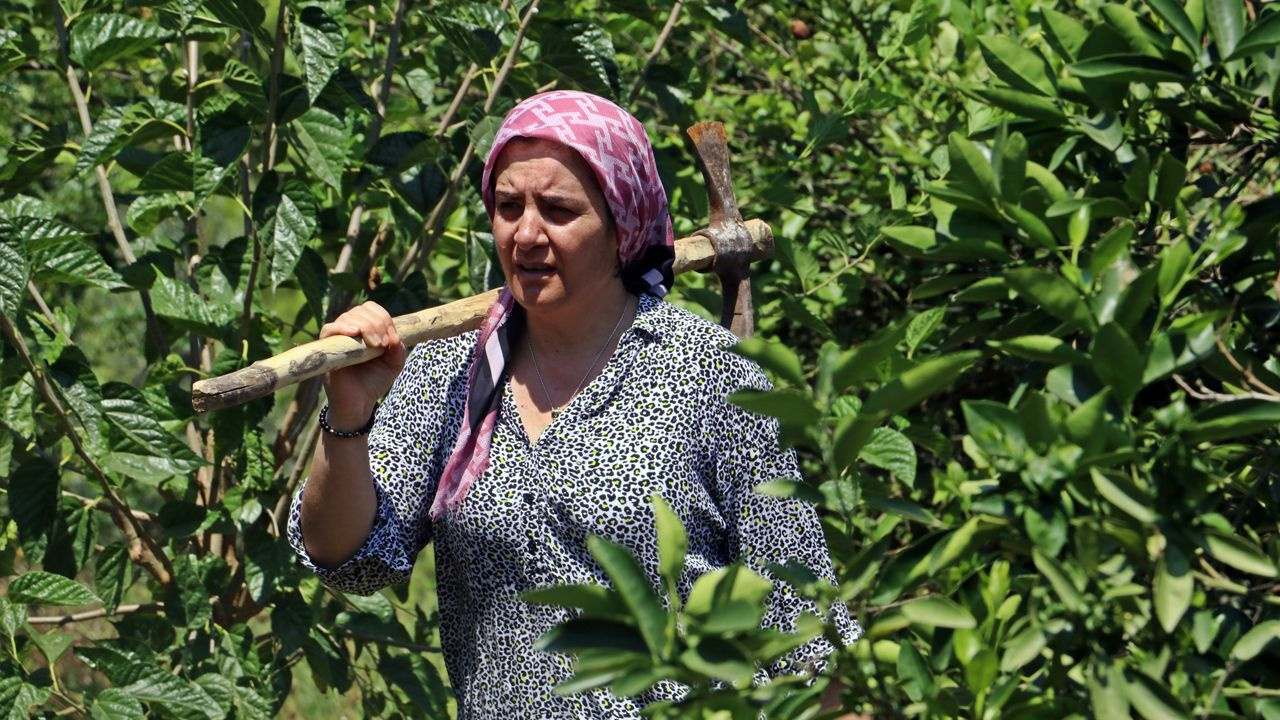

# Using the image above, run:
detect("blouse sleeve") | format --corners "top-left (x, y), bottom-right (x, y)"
top-left (287, 337), bottom-right (470, 596)
top-left (706, 350), bottom-right (862, 676)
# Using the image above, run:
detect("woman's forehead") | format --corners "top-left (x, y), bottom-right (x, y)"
top-left (493, 139), bottom-right (603, 195)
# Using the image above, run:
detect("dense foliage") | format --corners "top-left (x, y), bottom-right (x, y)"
top-left (1, 0), bottom-right (1278, 717)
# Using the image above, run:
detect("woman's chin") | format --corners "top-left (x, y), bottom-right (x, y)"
top-left (510, 280), bottom-right (565, 311)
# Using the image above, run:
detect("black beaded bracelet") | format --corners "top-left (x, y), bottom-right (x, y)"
top-left (318, 403), bottom-right (378, 438)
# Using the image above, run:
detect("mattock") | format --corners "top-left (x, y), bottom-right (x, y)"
top-left (687, 121), bottom-right (756, 338)
top-left (191, 122), bottom-right (773, 413)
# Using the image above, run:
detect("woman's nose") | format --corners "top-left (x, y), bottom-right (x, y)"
top-left (512, 208), bottom-right (546, 247)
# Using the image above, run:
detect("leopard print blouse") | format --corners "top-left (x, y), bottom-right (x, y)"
top-left (288, 293), bottom-right (860, 718)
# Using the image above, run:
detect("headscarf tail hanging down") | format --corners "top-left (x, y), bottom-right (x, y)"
top-left (429, 91), bottom-right (675, 519)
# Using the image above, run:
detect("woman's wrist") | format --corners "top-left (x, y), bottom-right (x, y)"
top-left (320, 402), bottom-right (378, 437)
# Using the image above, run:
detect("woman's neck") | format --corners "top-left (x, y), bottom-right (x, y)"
top-left (525, 286), bottom-right (633, 355)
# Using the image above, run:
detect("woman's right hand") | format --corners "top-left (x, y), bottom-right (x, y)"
top-left (319, 301), bottom-right (407, 429)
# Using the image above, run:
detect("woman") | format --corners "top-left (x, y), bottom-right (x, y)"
top-left (288, 91), bottom-right (858, 717)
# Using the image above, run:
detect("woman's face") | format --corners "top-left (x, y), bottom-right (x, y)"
top-left (491, 138), bottom-right (619, 316)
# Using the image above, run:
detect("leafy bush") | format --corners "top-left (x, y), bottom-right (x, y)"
top-left (1, 0), bottom-right (1278, 718)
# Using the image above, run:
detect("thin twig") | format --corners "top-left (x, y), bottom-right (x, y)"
top-left (27, 603), bottom-right (165, 626)
top-left (238, 4), bottom-right (289, 348)
top-left (62, 490), bottom-right (156, 522)
top-left (436, 0), bottom-right (514, 136)
top-left (627, 0), bottom-right (686, 104)
top-left (26, 282), bottom-right (60, 332)
top-left (0, 313), bottom-right (172, 585)
top-left (53, 3), bottom-right (169, 358)
top-left (1173, 374), bottom-right (1280, 403)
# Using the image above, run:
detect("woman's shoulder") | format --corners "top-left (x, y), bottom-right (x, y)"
top-left (400, 328), bottom-right (479, 384)
top-left (635, 294), bottom-right (770, 391)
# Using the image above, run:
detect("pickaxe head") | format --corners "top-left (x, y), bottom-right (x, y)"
top-left (687, 122), bottom-right (764, 338)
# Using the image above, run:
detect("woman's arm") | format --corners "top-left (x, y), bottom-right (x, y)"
top-left (297, 302), bottom-right (405, 568)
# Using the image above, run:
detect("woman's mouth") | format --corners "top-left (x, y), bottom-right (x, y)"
top-left (517, 262), bottom-right (555, 277)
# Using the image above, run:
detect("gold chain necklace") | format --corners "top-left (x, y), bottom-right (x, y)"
top-left (528, 296), bottom-right (631, 420)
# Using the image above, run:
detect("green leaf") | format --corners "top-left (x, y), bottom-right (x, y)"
top-left (1003, 201), bottom-right (1057, 249)
top-left (32, 241), bottom-right (126, 290)
top-left (989, 335), bottom-right (1088, 365)
top-left (268, 184), bottom-right (318, 289)
top-left (1092, 468), bottom-right (1157, 523)
top-left (68, 14), bottom-right (172, 70)
top-left (1225, 11), bottom-right (1280, 59)
top-left (1185, 399), bottom-right (1280, 443)
top-left (0, 238), bottom-right (27, 316)
top-left (861, 351), bottom-right (983, 420)
top-left (1204, 529), bottom-right (1278, 577)
top-left (730, 337), bottom-right (806, 388)
top-left (1069, 55), bottom-right (1190, 83)
top-left (1032, 547), bottom-right (1083, 612)
top-left (1126, 669), bottom-right (1191, 720)
top-left (1041, 8), bottom-right (1090, 60)
top-left (524, 584), bottom-right (627, 618)
top-left (972, 86), bottom-right (1066, 122)
top-left (1153, 153), bottom-right (1187, 208)
top-left (118, 666), bottom-right (221, 720)
top-left (536, 618), bottom-right (648, 654)
top-left (948, 133), bottom-right (1000, 201)
top-left (1091, 323), bottom-right (1143, 403)
top-left (1231, 620), bottom-right (1280, 661)
top-left (859, 427), bottom-right (917, 487)
top-left (1000, 626), bottom-right (1047, 672)
top-left (90, 688), bottom-right (145, 720)
top-left (977, 36), bottom-right (1057, 96)
top-left (28, 627), bottom-right (74, 665)
top-left (1144, 0), bottom-right (1202, 52)
top-left (95, 542), bottom-right (132, 614)
top-left (685, 565), bottom-right (773, 618)
top-left (587, 535), bottom-right (669, 657)
top-left (1205, 0), bottom-right (1245, 57)
top-left (963, 400), bottom-right (1028, 459)
top-left (729, 388), bottom-right (820, 426)
top-left (901, 595), bottom-right (977, 628)
top-left (753, 478), bottom-right (823, 506)
top-left (1006, 268), bottom-right (1096, 331)
top-left (1154, 545), bottom-right (1193, 633)
top-left (651, 495), bottom-right (687, 595)
top-left (290, 106), bottom-right (348, 192)
top-left (8, 571), bottom-right (100, 606)
top-left (426, 5), bottom-right (502, 66)
top-left (1088, 660), bottom-right (1131, 718)
top-left (536, 21), bottom-right (621, 96)
top-left (897, 640), bottom-right (934, 702)
top-left (680, 637), bottom-right (754, 686)
top-left (829, 317), bottom-right (911, 386)
top-left (1101, 4), bottom-right (1167, 57)
top-left (0, 679), bottom-right (49, 720)
top-left (297, 6), bottom-right (344, 100)
top-left (905, 307), bottom-right (946, 358)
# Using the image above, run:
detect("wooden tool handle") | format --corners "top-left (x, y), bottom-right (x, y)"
top-left (191, 218), bottom-right (772, 413)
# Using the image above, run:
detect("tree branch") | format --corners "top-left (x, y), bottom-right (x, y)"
top-left (52, 3), bottom-right (170, 359)
top-left (435, 0), bottom-right (513, 137)
top-left (27, 603), bottom-right (165, 626)
top-left (627, 0), bottom-right (686, 105)
top-left (237, 4), bottom-right (288, 350)
top-left (397, 0), bottom-right (542, 283)
top-left (0, 313), bottom-right (172, 585)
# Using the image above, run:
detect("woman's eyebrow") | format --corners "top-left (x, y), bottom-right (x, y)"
top-left (494, 189), bottom-right (579, 206)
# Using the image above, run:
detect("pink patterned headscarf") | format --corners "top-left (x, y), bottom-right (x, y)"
top-left (429, 91), bottom-right (675, 519)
